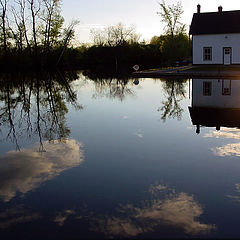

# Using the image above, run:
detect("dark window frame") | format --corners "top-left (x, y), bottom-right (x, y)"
top-left (203, 47), bottom-right (212, 61)
top-left (203, 81), bottom-right (212, 96)
top-left (222, 79), bottom-right (231, 96)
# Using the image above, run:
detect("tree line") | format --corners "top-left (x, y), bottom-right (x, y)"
top-left (0, 0), bottom-right (191, 72)
top-left (71, 1), bottom-right (192, 73)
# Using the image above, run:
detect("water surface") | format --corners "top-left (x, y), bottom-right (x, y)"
top-left (0, 73), bottom-right (240, 239)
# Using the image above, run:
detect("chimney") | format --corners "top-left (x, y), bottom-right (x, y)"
top-left (197, 4), bottom-right (201, 13)
top-left (218, 6), bottom-right (223, 12)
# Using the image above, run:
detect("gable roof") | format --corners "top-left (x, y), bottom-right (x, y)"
top-left (189, 10), bottom-right (240, 35)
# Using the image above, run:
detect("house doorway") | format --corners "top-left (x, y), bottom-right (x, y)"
top-left (223, 47), bottom-right (232, 65)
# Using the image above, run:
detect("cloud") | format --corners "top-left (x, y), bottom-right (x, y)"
top-left (93, 184), bottom-right (215, 237)
top-left (78, 24), bottom-right (106, 31)
top-left (0, 139), bottom-right (84, 202)
top-left (0, 205), bottom-right (41, 229)
top-left (227, 184), bottom-right (240, 202)
top-left (204, 128), bottom-right (240, 140)
top-left (203, 128), bottom-right (240, 158)
top-left (54, 210), bottom-right (76, 226)
top-left (212, 143), bottom-right (240, 157)
top-left (136, 129), bottom-right (143, 139)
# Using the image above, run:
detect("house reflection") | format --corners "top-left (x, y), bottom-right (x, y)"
top-left (189, 79), bottom-right (240, 134)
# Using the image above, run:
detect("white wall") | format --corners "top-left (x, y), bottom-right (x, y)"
top-left (192, 79), bottom-right (240, 108)
top-left (193, 34), bottom-right (240, 64)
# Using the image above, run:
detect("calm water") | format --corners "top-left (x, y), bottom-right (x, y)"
top-left (0, 73), bottom-right (240, 239)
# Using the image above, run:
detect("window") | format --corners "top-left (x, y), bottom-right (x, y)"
top-left (203, 47), bottom-right (212, 61)
top-left (222, 80), bottom-right (231, 95)
top-left (203, 82), bottom-right (212, 96)
top-left (224, 48), bottom-right (230, 55)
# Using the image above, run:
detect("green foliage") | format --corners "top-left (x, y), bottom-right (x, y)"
top-left (159, 33), bottom-right (191, 66)
top-left (157, 0), bottom-right (186, 36)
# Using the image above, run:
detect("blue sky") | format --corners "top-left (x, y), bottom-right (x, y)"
top-left (61, 0), bottom-right (240, 43)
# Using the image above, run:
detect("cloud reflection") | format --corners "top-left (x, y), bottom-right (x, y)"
top-left (0, 139), bottom-right (84, 202)
top-left (203, 128), bottom-right (240, 157)
top-left (212, 143), bottom-right (240, 157)
top-left (54, 210), bottom-right (76, 226)
top-left (0, 205), bottom-right (41, 229)
top-left (204, 128), bottom-right (240, 140)
top-left (93, 184), bottom-right (215, 237)
top-left (136, 129), bottom-right (143, 139)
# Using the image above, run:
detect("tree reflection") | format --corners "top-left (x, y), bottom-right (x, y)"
top-left (158, 79), bottom-right (188, 122)
top-left (92, 78), bottom-right (135, 101)
top-left (0, 71), bottom-right (82, 149)
top-left (83, 70), bottom-right (136, 101)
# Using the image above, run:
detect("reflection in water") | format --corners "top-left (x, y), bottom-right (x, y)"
top-left (212, 143), bottom-right (240, 157)
top-left (189, 79), bottom-right (240, 134)
top-left (189, 79), bottom-right (240, 158)
top-left (91, 77), bottom-right (135, 101)
top-left (54, 210), bottom-right (76, 226)
top-left (228, 184), bottom-right (240, 202)
top-left (0, 205), bottom-right (41, 229)
top-left (204, 128), bottom-right (240, 157)
top-left (0, 139), bottom-right (84, 202)
top-left (0, 71), bottom-right (82, 149)
top-left (158, 79), bottom-right (188, 122)
top-left (92, 184), bottom-right (215, 238)
top-left (204, 127), bottom-right (240, 140)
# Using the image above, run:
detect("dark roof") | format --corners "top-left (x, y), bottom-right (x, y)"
top-left (188, 107), bottom-right (240, 128)
top-left (189, 10), bottom-right (240, 35)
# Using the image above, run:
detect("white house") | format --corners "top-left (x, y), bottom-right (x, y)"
top-left (189, 5), bottom-right (240, 65)
top-left (189, 79), bottom-right (240, 134)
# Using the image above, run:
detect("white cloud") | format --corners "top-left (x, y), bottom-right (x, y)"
top-left (93, 184), bottom-right (215, 237)
top-left (204, 128), bottom-right (240, 140)
top-left (0, 139), bottom-right (84, 202)
top-left (212, 143), bottom-right (240, 157)
top-left (136, 129), bottom-right (143, 139)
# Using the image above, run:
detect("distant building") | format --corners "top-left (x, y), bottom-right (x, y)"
top-left (189, 5), bottom-right (240, 65)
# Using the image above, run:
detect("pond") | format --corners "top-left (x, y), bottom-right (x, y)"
top-left (0, 72), bottom-right (240, 239)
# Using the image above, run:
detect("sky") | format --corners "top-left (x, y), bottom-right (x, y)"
top-left (61, 0), bottom-right (240, 44)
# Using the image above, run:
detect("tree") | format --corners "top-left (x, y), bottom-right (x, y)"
top-left (156, 1), bottom-right (191, 66)
top-left (157, 0), bottom-right (186, 38)
top-left (0, 0), bottom-right (9, 54)
top-left (90, 28), bottom-right (106, 46)
top-left (42, 0), bottom-right (64, 53)
top-left (11, 0), bottom-right (31, 53)
top-left (158, 79), bottom-right (187, 122)
top-left (106, 23), bottom-right (139, 47)
top-left (90, 23), bottom-right (140, 47)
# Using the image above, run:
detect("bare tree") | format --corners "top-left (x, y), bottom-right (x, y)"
top-left (91, 23), bottom-right (139, 47)
top-left (0, 0), bottom-right (9, 54)
top-left (106, 23), bottom-right (136, 46)
top-left (27, 0), bottom-right (41, 55)
top-left (90, 28), bottom-right (106, 46)
top-left (14, 0), bottom-right (31, 52)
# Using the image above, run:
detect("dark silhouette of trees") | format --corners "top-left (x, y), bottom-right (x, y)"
top-left (0, 0), bottom-right (78, 69)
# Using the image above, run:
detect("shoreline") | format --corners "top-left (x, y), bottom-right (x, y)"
top-left (132, 66), bottom-right (240, 79)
